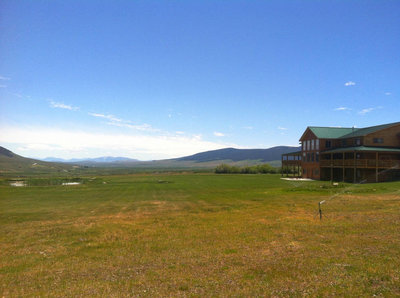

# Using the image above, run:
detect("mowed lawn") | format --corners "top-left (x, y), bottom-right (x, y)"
top-left (1, 174), bottom-right (399, 296)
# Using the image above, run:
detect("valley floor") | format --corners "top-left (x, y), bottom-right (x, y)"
top-left (1, 174), bottom-right (399, 296)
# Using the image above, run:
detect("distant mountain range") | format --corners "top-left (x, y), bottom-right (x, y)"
top-left (41, 156), bottom-right (139, 163)
top-left (175, 146), bottom-right (299, 163)
top-left (0, 145), bottom-right (300, 173)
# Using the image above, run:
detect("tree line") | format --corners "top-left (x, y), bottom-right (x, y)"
top-left (215, 163), bottom-right (282, 174)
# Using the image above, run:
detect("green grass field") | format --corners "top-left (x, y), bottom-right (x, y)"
top-left (1, 174), bottom-right (399, 296)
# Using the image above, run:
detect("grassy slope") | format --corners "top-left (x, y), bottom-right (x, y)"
top-left (1, 174), bottom-right (399, 296)
top-left (0, 149), bottom-right (73, 175)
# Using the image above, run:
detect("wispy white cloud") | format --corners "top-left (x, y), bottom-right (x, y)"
top-left (0, 84), bottom-right (6, 88)
top-left (106, 121), bottom-right (159, 132)
top-left (384, 92), bottom-right (391, 96)
top-left (88, 112), bottom-right (122, 122)
top-left (334, 107), bottom-right (351, 111)
top-left (277, 126), bottom-right (287, 130)
top-left (243, 126), bottom-right (253, 130)
top-left (89, 112), bottom-right (159, 132)
top-left (50, 101), bottom-right (79, 111)
top-left (0, 75), bottom-right (10, 80)
top-left (358, 107), bottom-right (382, 115)
top-left (213, 132), bottom-right (225, 137)
top-left (0, 126), bottom-right (233, 160)
top-left (344, 81), bottom-right (356, 86)
top-left (358, 108), bottom-right (374, 115)
top-left (10, 92), bottom-right (23, 98)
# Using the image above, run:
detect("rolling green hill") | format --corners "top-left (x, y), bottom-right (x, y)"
top-left (0, 146), bottom-right (73, 175)
top-left (176, 146), bottom-right (300, 162)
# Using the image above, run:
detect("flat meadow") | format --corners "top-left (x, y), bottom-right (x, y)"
top-left (1, 173), bottom-right (399, 296)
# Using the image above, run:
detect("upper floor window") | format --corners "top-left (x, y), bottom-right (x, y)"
top-left (307, 153), bottom-right (310, 162)
top-left (311, 139), bottom-right (315, 150)
top-left (355, 138), bottom-right (361, 146)
top-left (316, 139), bottom-right (319, 150)
top-left (311, 153), bottom-right (315, 162)
top-left (302, 142), bottom-right (305, 151)
top-left (325, 140), bottom-right (331, 148)
top-left (373, 138), bottom-right (384, 144)
top-left (316, 152), bottom-right (319, 162)
top-left (342, 139), bottom-right (347, 146)
top-left (307, 140), bottom-right (310, 151)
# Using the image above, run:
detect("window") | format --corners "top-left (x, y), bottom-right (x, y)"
top-left (355, 138), bottom-right (361, 146)
top-left (302, 142), bottom-right (305, 151)
top-left (314, 169), bottom-right (319, 176)
top-left (373, 138), bottom-right (383, 144)
top-left (303, 168), bottom-right (306, 174)
top-left (316, 139), bottom-right (319, 150)
top-left (307, 140), bottom-right (310, 151)
top-left (342, 139), bottom-right (347, 146)
top-left (325, 140), bottom-right (331, 148)
top-left (311, 153), bottom-right (314, 162)
top-left (311, 139), bottom-right (315, 150)
top-left (307, 153), bottom-right (310, 162)
top-left (316, 152), bottom-right (319, 162)
top-left (303, 152), bottom-right (306, 161)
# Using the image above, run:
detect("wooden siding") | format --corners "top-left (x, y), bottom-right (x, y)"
top-left (364, 123), bottom-right (400, 147)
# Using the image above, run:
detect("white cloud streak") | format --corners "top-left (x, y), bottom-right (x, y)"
top-left (107, 121), bottom-right (159, 132)
top-left (344, 81), bottom-right (356, 86)
top-left (89, 112), bottom-right (158, 132)
top-left (358, 107), bottom-right (377, 115)
top-left (50, 101), bottom-right (79, 111)
top-left (277, 126), bottom-right (287, 130)
top-left (0, 75), bottom-right (10, 80)
top-left (213, 132), bottom-right (225, 137)
top-left (88, 112), bottom-right (122, 122)
top-left (334, 107), bottom-right (351, 111)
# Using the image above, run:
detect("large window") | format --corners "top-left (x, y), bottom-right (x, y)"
top-left (307, 140), bottom-right (310, 151)
top-left (325, 140), bottom-right (331, 148)
top-left (373, 138), bottom-right (384, 144)
top-left (316, 139), bottom-right (319, 150)
top-left (307, 153), bottom-right (310, 162)
top-left (316, 152), bottom-right (319, 162)
top-left (311, 139), bottom-right (315, 150)
top-left (311, 153), bottom-right (314, 162)
top-left (355, 138), bottom-right (361, 146)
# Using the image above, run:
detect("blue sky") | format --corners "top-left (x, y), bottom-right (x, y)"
top-left (0, 0), bottom-right (399, 160)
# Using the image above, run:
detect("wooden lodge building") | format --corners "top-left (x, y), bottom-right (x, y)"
top-left (281, 122), bottom-right (400, 183)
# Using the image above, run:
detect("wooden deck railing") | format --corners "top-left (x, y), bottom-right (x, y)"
top-left (320, 159), bottom-right (400, 168)
top-left (282, 160), bottom-right (302, 166)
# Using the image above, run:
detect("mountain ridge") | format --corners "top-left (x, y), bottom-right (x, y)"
top-left (175, 146), bottom-right (300, 163)
top-left (41, 156), bottom-right (139, 163)
top-left (1, 145), bottom-right (300, 172)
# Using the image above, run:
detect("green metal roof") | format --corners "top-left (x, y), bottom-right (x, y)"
top-left (304, 121), bottom-right (400, 140)
top-left (307, 127), bottom-right (358, 139)
top-left (339, 122), bottom-right (400, 138)
top-left (322, 146), bottom-right (400, 154)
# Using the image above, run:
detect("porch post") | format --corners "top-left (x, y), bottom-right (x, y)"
top-left (342, 152), bottom-right (345, 182)
top-left (353, 150), bottom-right (356, 183)
top-left (375, 152), bottom-right (378, 182)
